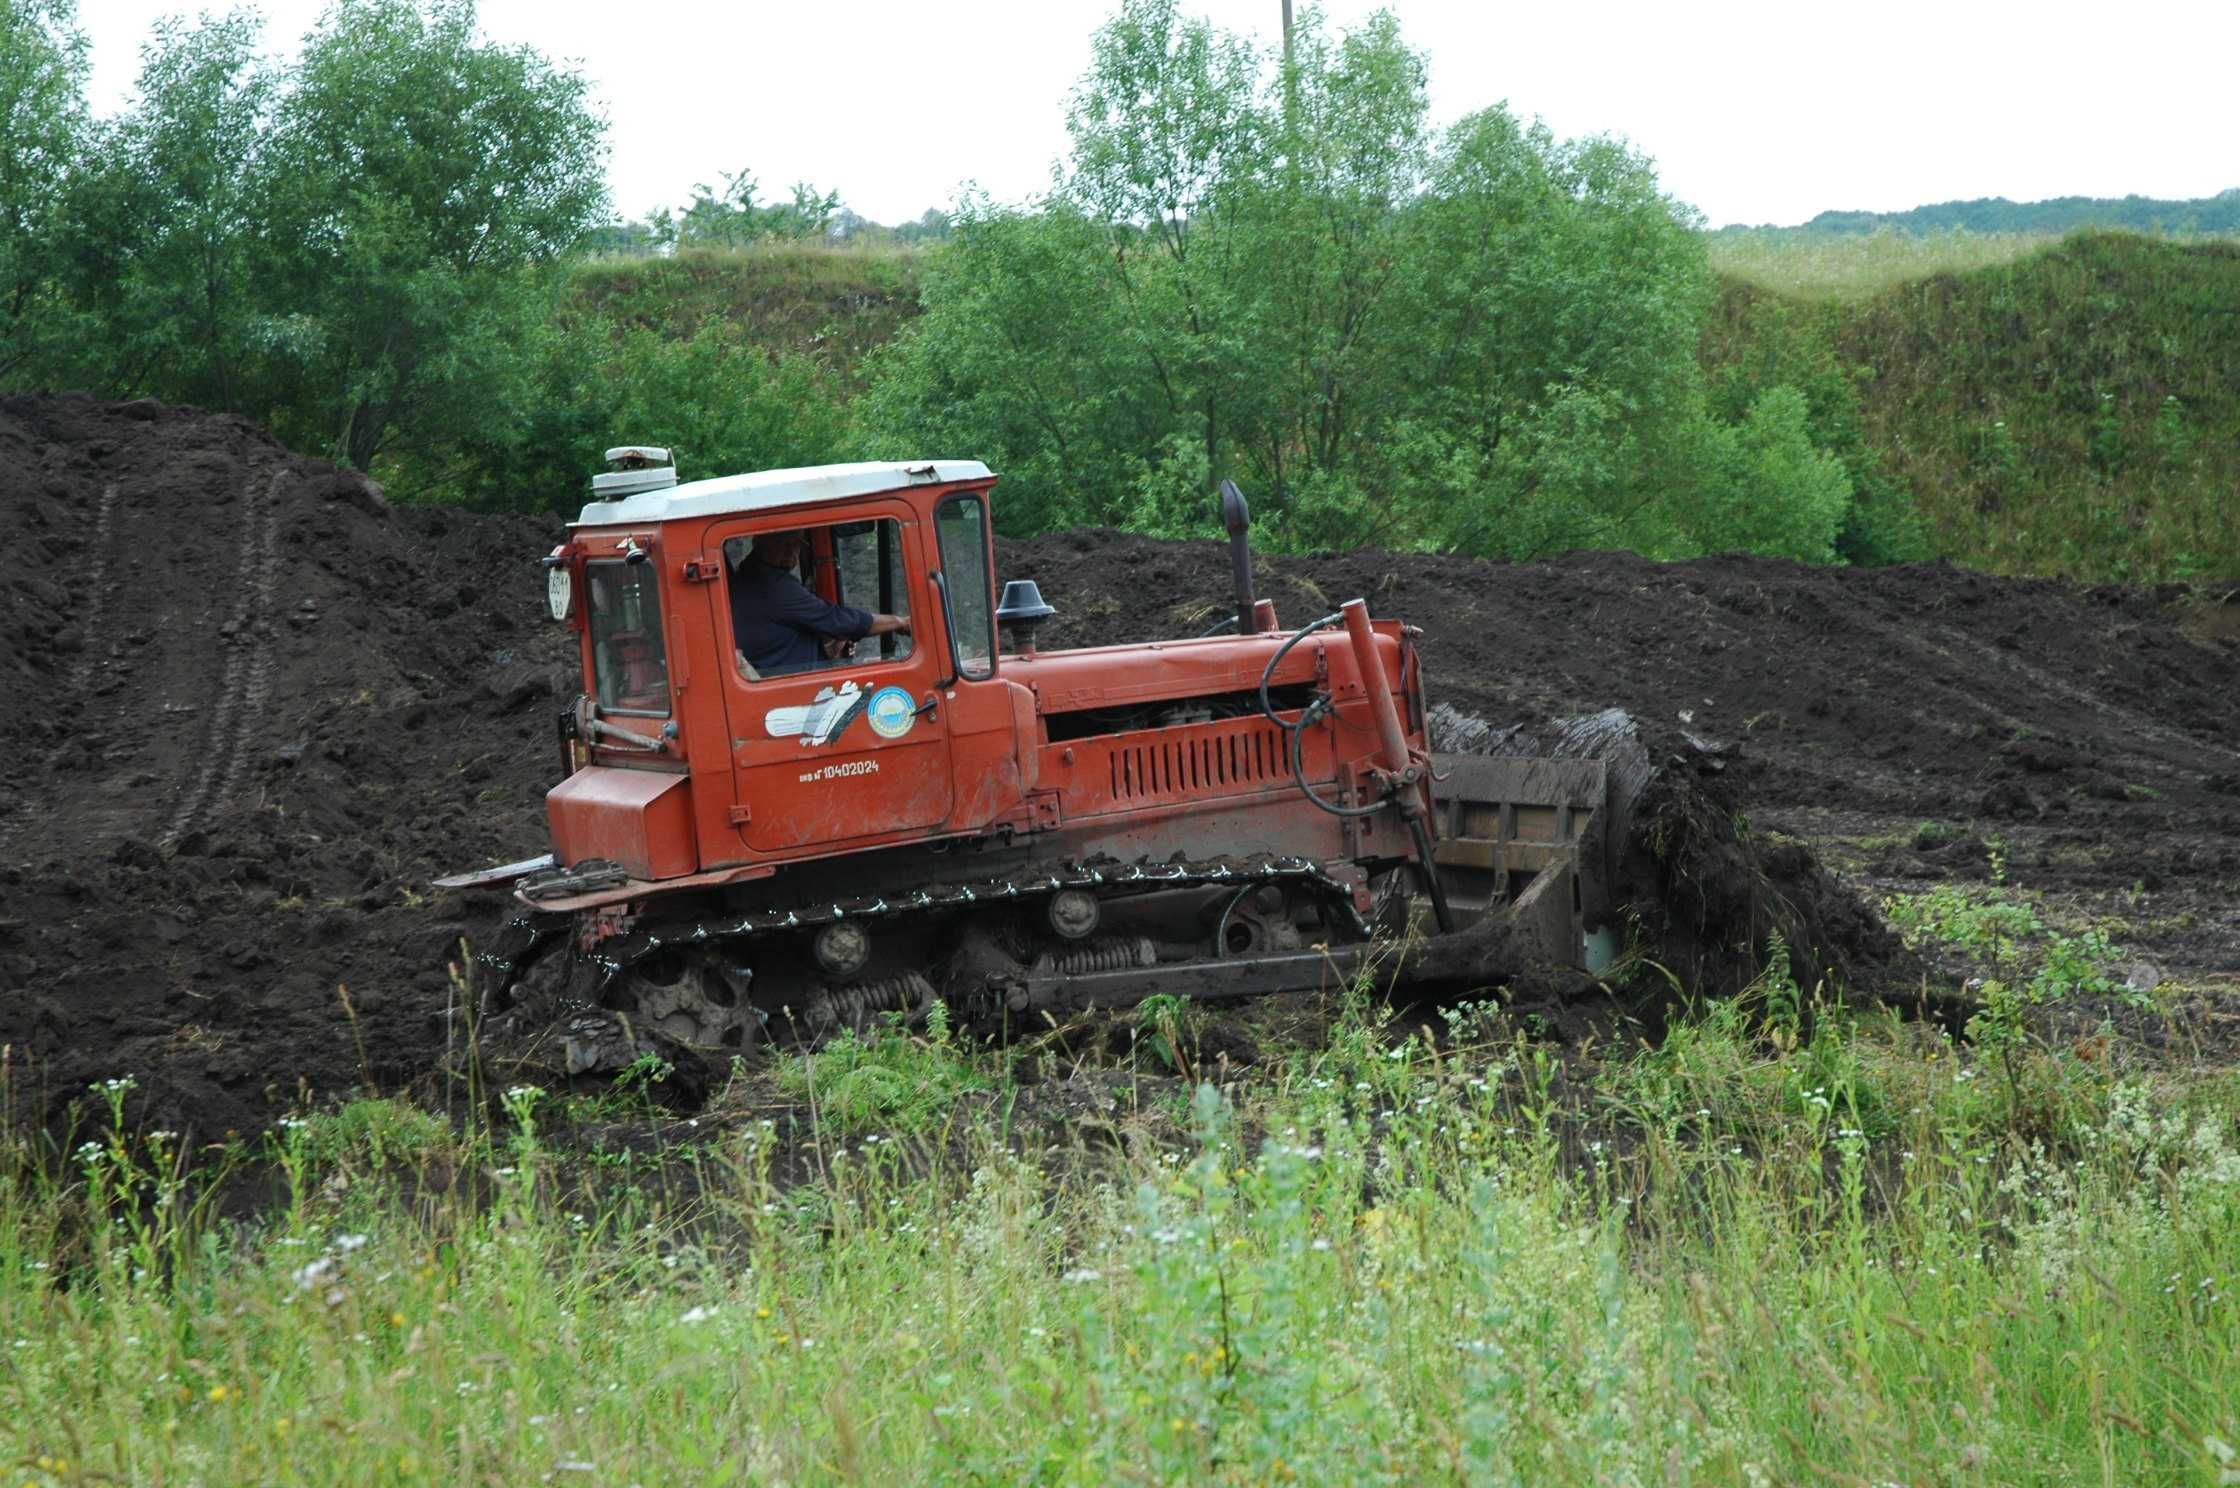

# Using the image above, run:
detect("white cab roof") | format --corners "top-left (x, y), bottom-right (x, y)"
top-left (572, 459), bottom-right (992, 528)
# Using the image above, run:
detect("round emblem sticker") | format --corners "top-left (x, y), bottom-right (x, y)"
top-left (865, 685), bottom-right (917, 740)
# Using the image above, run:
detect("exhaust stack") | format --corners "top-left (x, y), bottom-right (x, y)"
top-left (1219, 480), bottom-right (1259, 636)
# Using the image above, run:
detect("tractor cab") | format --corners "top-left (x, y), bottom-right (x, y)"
top-left (528, 452), bottom-right (1025, 904)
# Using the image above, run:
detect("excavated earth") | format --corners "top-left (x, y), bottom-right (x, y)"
top-left (2, 394), bottom-right (2236, 1138)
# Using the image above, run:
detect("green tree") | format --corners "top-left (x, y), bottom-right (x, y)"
top-left (260, 0), bottom-right (607, 469)
top-left (443, 316), bottom-right (853, 513)
top-left (862, 203), bottom-right (1147, 533)
top-left (1684, 385), bottom-right (1853, 561)
top-left (1242, 8), bottom-right (1429, 526)
top-left (869, 0), bottom-right (1740, 560)
top-left (660, 169), bottom-right (843, 248)
top-left (63, 10), bottom-right (275, 406)
top-left (0, 0), bottom-right (90, 381)
top-left (1397, 112), bottom-right (1713, 558)
top-left (1703, 287), bottom-right (1926, 564)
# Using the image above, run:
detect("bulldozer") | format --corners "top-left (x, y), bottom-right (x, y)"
top-left (443, 450), bottom-right (1642, 1069)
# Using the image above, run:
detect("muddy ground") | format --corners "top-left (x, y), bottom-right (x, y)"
top-left (2, 395), bottom-right (2235, 1138)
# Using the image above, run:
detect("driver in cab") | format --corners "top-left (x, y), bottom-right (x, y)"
top-left (730, 529), bottom-right (910, 678)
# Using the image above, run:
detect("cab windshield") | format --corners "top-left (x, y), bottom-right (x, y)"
top-left (586, 558), bottom-right (671, 716)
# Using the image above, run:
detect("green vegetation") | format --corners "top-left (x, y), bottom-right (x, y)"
top-left (866, 1), bottom-right (1863, 565)
top-left (773, 1005), bottom-right (992, 1134)
top-left (8, 992), bottom-right (2238, 1483)
top-left (1839, 234), bottom-right (2239, 580)
top-left (567, 242), bottom-right (920, 400)
top-left (4, 0), bottom-right (2236, 578)
top-left (33, 0), bottom-right (605, 472)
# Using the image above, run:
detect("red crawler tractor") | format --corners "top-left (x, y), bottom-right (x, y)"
top-left (445, 451), bottom-right (1634, 1067)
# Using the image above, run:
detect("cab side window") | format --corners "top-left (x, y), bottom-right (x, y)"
top-left (586, 558), bottom-right (671, 715)
top-left (725, 518), bottom-right (913, 682)
top-left (935, 495), bottom-right (995, 681)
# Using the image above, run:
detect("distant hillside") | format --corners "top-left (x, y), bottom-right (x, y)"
top-left (1726, 190), bottom-right (2240, 237)
top-left (1838, 233), bottom-right (2239, 578)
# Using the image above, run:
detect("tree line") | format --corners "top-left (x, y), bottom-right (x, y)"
top-left (3, 0), bottom-right (1920, 566)
top-left (1758, 190), bottom-right (2240, 238)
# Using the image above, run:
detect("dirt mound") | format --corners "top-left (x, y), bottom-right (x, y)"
top-left (0, 394), bottom-right (567, 1137)
top-left (4, 397), bottom-right (2234, 1139)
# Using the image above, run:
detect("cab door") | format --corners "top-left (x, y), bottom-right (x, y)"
top-left (703, 505), bottom-right (954, 856)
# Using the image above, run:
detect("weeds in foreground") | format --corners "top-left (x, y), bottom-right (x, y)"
top-left (772, 1001), bottom-right (990, 1135)
top-left (2, 994), bottom-right (2237, 1485)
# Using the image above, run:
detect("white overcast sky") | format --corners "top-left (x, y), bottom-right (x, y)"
top-left (79, 0), bottom-right (2240, 230)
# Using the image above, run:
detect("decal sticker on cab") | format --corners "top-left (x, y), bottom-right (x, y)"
top-left (764, 681), bottom-right (870, 747)
top-left (866, 685), bottom-right (917, 740)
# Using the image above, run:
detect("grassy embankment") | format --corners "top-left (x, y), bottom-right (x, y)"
top-left (1707, 227), bottom-right (2060, 301)
top-left (569, 243), bottom-right (923, 392)
top-left (1706, 230), bottom-right (2240, 582)
top-left (7, 900), bottom-right (2239, 1484)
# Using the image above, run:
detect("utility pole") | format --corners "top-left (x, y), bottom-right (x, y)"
top-left (1280, 0), bottom-right (1296, 130)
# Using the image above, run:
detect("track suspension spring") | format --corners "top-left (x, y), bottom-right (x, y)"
top-left (1033, 937), bottom-right (1158, 976)
top-left (792, 971), bottom-right (936, 1039)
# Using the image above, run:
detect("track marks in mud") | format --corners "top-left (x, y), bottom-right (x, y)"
top-left (37, 482), bottom-right (119, 768)
top-left (163, 465), bottom-right (286, 845)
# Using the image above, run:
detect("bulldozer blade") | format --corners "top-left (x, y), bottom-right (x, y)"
top-left (1427, 752), bottom-right (1616, 971)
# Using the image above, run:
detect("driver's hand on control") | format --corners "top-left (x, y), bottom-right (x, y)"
top-left (822, 636), bottom-right (857, 660)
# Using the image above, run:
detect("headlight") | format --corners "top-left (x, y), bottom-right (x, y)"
top-left (547, 565), bottom-right (574, 622)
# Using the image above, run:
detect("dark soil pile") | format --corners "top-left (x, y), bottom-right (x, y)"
top-left (0, 394), bottom-right (565, 1137)
top-left (3, 396), bottom-right (2234, 1138)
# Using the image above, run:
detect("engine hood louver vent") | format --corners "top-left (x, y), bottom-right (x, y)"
top-left (1109, 723), bottom-right (1287, 802)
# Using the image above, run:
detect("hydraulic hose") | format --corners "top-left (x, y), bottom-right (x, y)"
top-left (1258, 611), bottom-right (1457, 932)
top-left (1258, 612), bottom-right (1386, 819)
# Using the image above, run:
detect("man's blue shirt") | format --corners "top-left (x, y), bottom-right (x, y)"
top-left (729, 560), bottom-right (875, 675)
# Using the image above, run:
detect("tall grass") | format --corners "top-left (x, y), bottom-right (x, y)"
top-left (1709, 228), bottom-right (2064, 302)
top-left (5, 993), bottom-right (2237, 1484)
